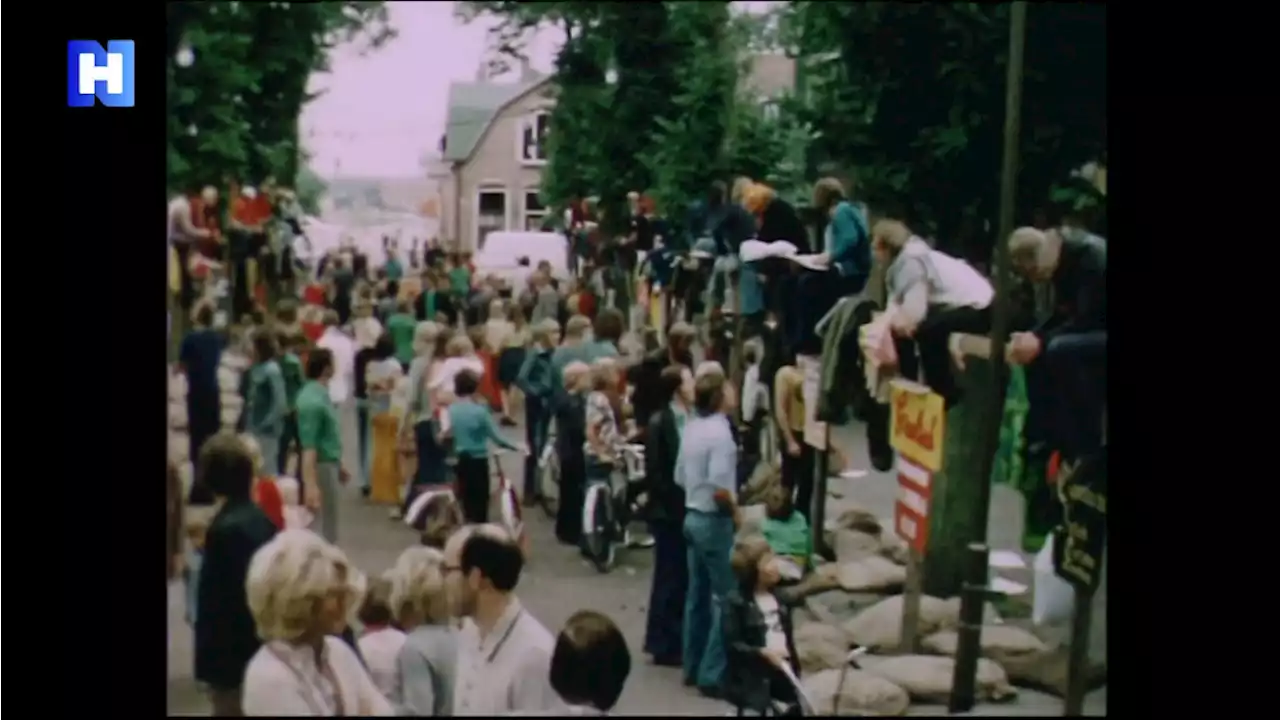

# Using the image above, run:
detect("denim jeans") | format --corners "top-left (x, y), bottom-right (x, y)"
top-left (523, 401), bottom-right (550, 499)
top-left (356, 401), bottom-right (371, 489)
top-left (683, 510), bottom-right (735, 689)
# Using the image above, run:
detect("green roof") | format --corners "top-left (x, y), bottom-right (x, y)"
top-left (443, 79), bottom-right (545, 162)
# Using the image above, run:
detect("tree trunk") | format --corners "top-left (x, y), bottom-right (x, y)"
top-left (921, 358), bottom-right (996, 598)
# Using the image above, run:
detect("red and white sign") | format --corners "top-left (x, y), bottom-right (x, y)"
top-left (894, 455), bottom-right (933, 553)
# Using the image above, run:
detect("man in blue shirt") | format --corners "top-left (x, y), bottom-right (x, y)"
top-left (675, 371), bottom-right (739, 698)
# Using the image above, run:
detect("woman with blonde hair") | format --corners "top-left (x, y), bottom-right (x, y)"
top-left (497, 302), bottom-right (531, 422)
top-left (386, 546), bottom-right (459, 716)
top-left (367, 332), bottom-right (406, 511)
top-left (242, 530), bottom-right (392, 716)
top-left (401, 322), bottom-right (449, 507)
top-left (483, 298), bottom-right (519, 425)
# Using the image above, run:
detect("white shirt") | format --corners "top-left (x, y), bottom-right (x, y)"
top-left (352, 317), bottom-right (384, 351)
top-left (429, 356), bottom-right (486, 392)
top-left (755, 593), bottom-right (789, 658)
top-left (243, 636), bottom-right (394, 716)
top-left (168, 195), bottom-right (193, 246)
top-left (318, 328), bottom-right (356, 404)
top-left (356, 627), bottom-right (408, 701)
top-left (453, 599), bottom-right (560, 716)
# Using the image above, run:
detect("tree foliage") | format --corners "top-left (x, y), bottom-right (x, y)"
top-left (166, 1), bottom-right (395, 195)
top-left (784, 1), bottom-right (1106, 253)
top-left (639, 1), bottom-right (737, 217)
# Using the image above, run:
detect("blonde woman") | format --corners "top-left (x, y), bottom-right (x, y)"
top-left (242, 530), bottom-right (392, 716)
top-left (367, 332), bottom-right (406, 510)
top-left (400, 323), bottom-right (447, 503)
top-left (481, 300), bottom-right (517, 425)
top-left (387, 546), bottom-right (459, 716)
top-left (584, 358), bottom-right (627, 477)
top-left (497, 303), bottom-right (531, 423)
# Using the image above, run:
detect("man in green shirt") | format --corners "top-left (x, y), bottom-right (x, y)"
top-left (296, 347), bottom-right (349, 543)
top-left (386, 299), bottom-right (418, 369)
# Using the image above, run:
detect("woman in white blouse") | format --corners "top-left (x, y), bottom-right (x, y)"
top-left (242, 530), bottom-right (394, 716)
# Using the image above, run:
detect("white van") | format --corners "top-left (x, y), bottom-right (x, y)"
top-left (475, 231), bottom-right (570, 287)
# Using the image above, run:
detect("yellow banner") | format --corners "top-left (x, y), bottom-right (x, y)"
top-left (889, 379), bottom-right (946, 471)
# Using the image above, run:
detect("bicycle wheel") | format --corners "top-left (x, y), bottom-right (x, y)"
top-left (537, 442), bottom-right (559, 519)
top-left (581, 482), bottom-right (616, 573)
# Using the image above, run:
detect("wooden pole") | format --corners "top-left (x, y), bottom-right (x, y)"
top-left (898, 547), bottom-right (924, 653)
top-left (811, 425), bottom-right (832, 560)
top-left (949, 2), bottom-right (1027, 713)
top-left (1063, 587), bottom-right (1095, 715)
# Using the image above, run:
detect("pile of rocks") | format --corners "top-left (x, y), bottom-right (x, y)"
top-left (168, 350), bottom-right (251, 491)
top-left (735, 500), bottom-right (1107, 715)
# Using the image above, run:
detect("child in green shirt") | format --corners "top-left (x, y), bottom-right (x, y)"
top-left (447, 256), bottom-right (472, 299)
top-left (761, 483), bottom-right (812, 579)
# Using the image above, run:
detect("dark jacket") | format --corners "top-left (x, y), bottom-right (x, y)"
top-left (517, 347), bottom-right (556, 406)
top-left (555, 392), bottom-right (588, 468)
top-left (194, 498), bottom-right (279, 689)
top-left (643, 406), bottom-right (686, 524)
top-left (721, 588), bottom-right (801, 713)
top-left (627, 349), bottom-right (693, 435)
top-left (1036, 229), bottom-right (1107, 341)
top-left (757, 198), bottom-right (811, 255)
top-left (716, 203), bottom-right (758, 256)
top-left (417, 289), bottom-right (456, 324)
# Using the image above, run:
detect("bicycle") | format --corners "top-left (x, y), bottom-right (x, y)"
top-left (536, 420), bottom-right (560, 519)
top-left (405, 450), bottom-right (528, 556)
top-left (581, 443), bottom-right (648, 573)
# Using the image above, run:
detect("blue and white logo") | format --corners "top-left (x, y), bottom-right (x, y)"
top-left (67, 40), bottom-right (135, 107)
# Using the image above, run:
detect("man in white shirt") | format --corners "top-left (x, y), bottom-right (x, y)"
top-left (445, 524), bottom-right (560, 716)
top-left (317, 310), bottom-right (357, 405)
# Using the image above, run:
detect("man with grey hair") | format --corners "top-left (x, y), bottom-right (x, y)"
top-left (1005, 225), bottom-right (1107, 465)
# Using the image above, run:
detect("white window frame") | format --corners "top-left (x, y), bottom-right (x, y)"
top-left (473, 183), bottom-right (509, 251)
top-left (762, 99), bottom-right (781, 123)
top-left (516, 110), bottom-right (551, 166)
top-left (521, 187), bottom-right (549, 231)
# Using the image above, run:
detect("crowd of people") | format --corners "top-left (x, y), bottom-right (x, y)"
top-left (167, 169), bottom-right (1106, 716)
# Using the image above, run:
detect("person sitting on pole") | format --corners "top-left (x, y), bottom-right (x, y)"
top-left (875, 217), bottom-right (994, 406)
top-left (1005, 226), bottom-right (1107, 468)
top-left (779, 178), bottom-right (872, 358)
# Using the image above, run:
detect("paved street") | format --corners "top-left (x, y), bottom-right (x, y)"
top-left (168, 386), bottom-right (1104, 716)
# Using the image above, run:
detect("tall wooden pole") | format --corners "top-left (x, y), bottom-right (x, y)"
top-left (948, 2), bottom-right (1027, 712)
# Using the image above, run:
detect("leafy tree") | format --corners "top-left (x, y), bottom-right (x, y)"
top-left (641, 1), bottom-right (737, 216)
top-left (166, 1), bottom-right (395, 195)
top-left (295, 162), bottom-right (328, 216)
top-left (785, 1), bottom-right (1105, 256)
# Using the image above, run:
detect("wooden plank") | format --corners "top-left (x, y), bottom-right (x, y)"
top-left (950, 332), bottom-right (993, 361)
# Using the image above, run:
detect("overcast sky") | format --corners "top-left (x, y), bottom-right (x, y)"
top-left (301, 1), bottom-right (774, 179)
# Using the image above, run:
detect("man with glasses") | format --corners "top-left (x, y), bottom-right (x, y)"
top-left (444, 524), bottom-right (560, 715)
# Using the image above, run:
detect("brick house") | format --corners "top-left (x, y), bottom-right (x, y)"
top-left (435, 54), bottom-right (795, 252)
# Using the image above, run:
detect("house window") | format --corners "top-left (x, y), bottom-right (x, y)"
top-left (523, 190), bottom-right (548, 231)
top-left (762, 100), bottom-right (781, 123)
top-left (476, 188), bottom-right (507, 250)
top-left (519, 111), bottom-right (550, 164)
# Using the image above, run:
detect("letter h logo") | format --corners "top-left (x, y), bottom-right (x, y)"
top-left (67, 40), bottom-right (135, 107)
